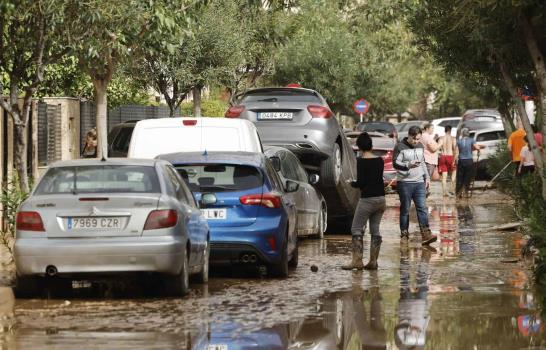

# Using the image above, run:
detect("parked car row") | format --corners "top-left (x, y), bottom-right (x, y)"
top-left (15, 86), bottom-right (358, 298)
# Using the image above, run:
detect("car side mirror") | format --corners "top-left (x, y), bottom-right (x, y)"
top-left (200, 193), bottom-right (217, 207)
top-left (309, 174), bottom-right (320, 185)
top-left (285, 180), bottom-right (299, 193)
top-left (388, 133), bottom-right (395, 138)
top-left (269, 156), bottom-right (281, 172)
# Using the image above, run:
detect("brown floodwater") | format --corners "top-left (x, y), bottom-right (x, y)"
top-left (0, 191), bottom-right (543, 349)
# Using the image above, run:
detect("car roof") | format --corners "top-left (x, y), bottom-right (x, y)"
top-left (432, 117), bottom-right (461, 122)
top-left (462, 109), bottom-right (500, 118)
top-left (372, 137), bottom-right (396, 149)
top-left (134, 117), bottom-right (254, 129)
top-left (470, 127), bottom-right (506, 134)
top-left (241, 87), bottom-right (321, 96)
top-left (47, 158), bottom-right (162, 168)
top-left (157, 151), bottom-right (266, 167)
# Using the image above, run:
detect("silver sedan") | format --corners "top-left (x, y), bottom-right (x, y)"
top-left (14, 158), bottom-right (209, 297)
top-left (265, 146), bottom-right (327, 238)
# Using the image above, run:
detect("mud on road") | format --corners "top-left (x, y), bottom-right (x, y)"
top-left (0, 182), bottom-right (544, 349)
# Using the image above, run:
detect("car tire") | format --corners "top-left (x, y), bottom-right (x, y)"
top-left (320, 143), bottom-right (342, 186)
top-left (165, 252), bottom-right (190, 297)
top-left (270, 238), bottom-right (289, 278)
top-left (195, 240), bottom-right (210, 284)
top-left (315, 204), bottom-right (327, 239)
top-left (14, 275), bottom-right (41, 298)
top-left (288, 238), bottom-right (299, 268)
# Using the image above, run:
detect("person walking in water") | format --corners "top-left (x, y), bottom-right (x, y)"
top-left (421, 123), bottom-right (440, 179)
top-left (455, 128), bottom-right (484, 198)
top-left (393, 126), bottom-right (437, 246)
top-left (343, 132), bottom-right (386, 270)
top-left (438, 125), bottom-right (458, 197)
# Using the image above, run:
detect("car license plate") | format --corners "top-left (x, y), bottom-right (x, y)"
top-left (257, 112), bottom-right (293, 120)
top-left (67, 217), bottom-right (123, 230)
top-left (201, 209), bottom-right (227, 220)
top-left (207, 345), bottom-right (228, 350)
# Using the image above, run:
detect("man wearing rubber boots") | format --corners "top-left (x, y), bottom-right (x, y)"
top-left (393, 126), bottom-right (437, 246)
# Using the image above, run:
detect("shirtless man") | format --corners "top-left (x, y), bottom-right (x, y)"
top-left (437, 125), bottom-right (458, 196)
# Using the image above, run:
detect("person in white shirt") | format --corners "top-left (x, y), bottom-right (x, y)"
top-left (518, 136), bottom-right (535, 175)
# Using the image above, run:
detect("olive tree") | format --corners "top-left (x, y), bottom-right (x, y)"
top-left (64, 0), bottom-right (185, 156)
top-left (0, 0), bottom-right (67, 192)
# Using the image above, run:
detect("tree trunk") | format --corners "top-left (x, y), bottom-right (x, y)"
top-left (192, 86), bottom-right (202, 118)
top-left (498, 59), bottom-right (544, 172)
top-left (520, 13), bottom-right (546, 200)
top-left (93, 79), bottom-right (109, 159)
top-left (13, 121), bottom-right (29, 193)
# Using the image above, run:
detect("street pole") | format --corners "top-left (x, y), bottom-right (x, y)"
top-left (360, 113), bottom-right (363, 123)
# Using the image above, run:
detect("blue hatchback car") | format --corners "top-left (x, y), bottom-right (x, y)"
top-left (158, 152), bottom-right (298, 277)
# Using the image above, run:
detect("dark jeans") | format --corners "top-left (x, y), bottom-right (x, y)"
top-left (350, 196), bottom-right (386, 238)
top-left (397, 181), bottom-right (429, 232)
top-left (456, 159), bottom-right (474, 195)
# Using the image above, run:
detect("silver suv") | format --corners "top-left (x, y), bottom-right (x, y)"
top-left (227, 87), bottom-right (358, 226)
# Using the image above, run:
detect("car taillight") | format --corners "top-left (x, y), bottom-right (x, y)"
top-left (183, 119), bottom-right (197, 126)
top-left (144, 210), bottom-right (178, 230)
top-left (225, 105), bottom-right (245, 118)
top-left (16, 211), bottom-right (45, 232)
top-left (307, 105), bottom-right (333, 118)
top-left (384, 151), bottom-right (393, 160)
top-left (240, 193), bottom-right (281, 208)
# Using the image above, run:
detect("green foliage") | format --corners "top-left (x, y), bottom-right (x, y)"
top-left (0, 178), bottom-right (30, 260)
top-left (38, 56), bottom-right (151, 108)
top-left (181, 99), bottom-right (228, 118)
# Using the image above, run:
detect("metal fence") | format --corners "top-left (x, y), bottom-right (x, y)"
top-left (36, 102), bottom-right (61, 166)
top-left (79, 102), bottom-right (179, 145)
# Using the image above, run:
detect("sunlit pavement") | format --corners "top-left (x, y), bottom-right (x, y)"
top-left (0, 181), bottom-right (544, 349)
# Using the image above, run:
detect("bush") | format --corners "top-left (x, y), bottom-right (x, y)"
top-left (181, 99), bottom-right (229, 118)
top-left (0, 178), bottom-right (29, 261)
top-left (488, 143), bottom-right (546, 288)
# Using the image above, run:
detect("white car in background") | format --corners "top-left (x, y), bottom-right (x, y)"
top-left (128, 117), bottom-right (263, 159)
top-left (469, 127), bottom-right (507, 178)
top-left (432, 117), bottom-right (461, 138)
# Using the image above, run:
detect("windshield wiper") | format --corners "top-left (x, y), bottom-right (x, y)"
top-left (256, 98), bottom-right (278, 102)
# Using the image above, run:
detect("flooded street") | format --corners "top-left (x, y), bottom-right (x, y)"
top-left (0, 183), bottom-right (544, 349)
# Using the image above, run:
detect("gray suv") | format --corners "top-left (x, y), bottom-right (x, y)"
top-left (227, 87), bottom-right (358, 226)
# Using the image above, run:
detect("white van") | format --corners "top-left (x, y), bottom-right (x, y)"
top-left (127, 117), bottom-right (263, 159)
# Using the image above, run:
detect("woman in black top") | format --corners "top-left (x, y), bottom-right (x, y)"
top-left (342, 132), bottom-right (386, 270)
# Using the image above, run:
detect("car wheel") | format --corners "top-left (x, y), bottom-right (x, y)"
top-left (270, 238), bottom-right (289, 278)
top-left (195, 240), bottom-right (210, 284)
top-left (288, 238), bottom-right (299, 268)
top-left (320, 143), bottom-right (342, 186)
top-left (316, 204), bottom-right (327, 239)
top-left (165, 252), bottom-right (190, 297)
top-left (14, 275), bottom-right (41, 298)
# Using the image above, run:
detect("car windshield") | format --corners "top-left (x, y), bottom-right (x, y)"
top-left (175, 164), bottom-right (263, 192)
top-left (357, 122), bottom-right (394, 134)
top-left (240, 90), bottom-right (321, 103)
top-left (35, 165), bottom-right (161, 194)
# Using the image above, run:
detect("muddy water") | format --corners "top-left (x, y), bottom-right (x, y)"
top-left (0, 192), bottom-right (544, 349)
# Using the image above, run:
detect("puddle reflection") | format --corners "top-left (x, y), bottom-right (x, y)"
top-left (2, 202), bottom-right (544, 349)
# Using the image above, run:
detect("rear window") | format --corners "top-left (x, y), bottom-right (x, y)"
top-left (240, 90), bottom-right (322, 104)
top-left (175, 164), bottom-right (263, 192)
top-left (357, 122), bottom-right (394, 133)
top-left (112, 126), bottom-right (134, 153)
top-left (35, 165), bottom-right (160, 194)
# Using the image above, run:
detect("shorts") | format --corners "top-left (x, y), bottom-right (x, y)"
top-left (438, 155), bottom-right (455, 173)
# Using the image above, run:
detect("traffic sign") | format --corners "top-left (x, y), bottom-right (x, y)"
top-left (353, 98), bottom-right (370, 115)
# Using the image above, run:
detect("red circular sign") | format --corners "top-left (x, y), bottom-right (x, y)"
top-left (353, 99), bottom-right (370, 114)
